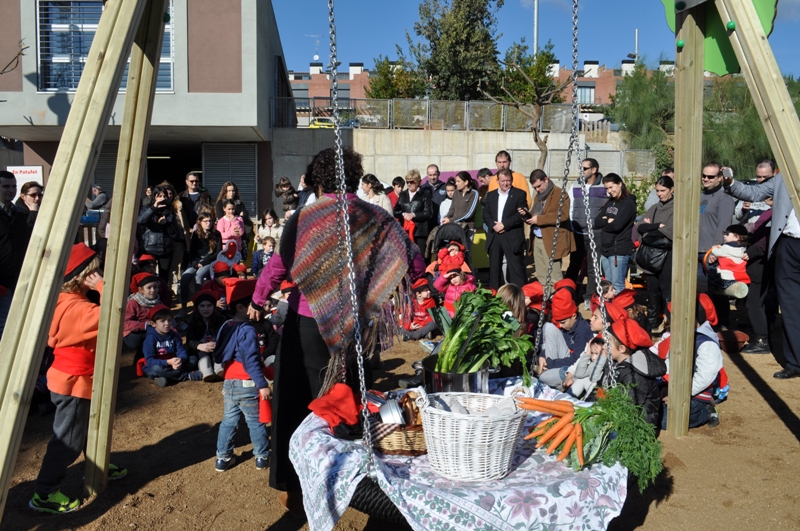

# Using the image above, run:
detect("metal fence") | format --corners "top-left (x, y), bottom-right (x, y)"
top-left (272, 97), bottom-right (578, 133)
top-left (509, 148), bottom-right (656, 178)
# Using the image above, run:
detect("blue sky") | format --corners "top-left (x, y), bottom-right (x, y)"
top-left (273, 0), bottom-right (800, 77)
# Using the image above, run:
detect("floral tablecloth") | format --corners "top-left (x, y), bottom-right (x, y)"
top-left (290, 379), bottom-right (628, 531)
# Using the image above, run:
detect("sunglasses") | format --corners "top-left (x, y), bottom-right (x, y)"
top-left (26, 192), bottom-right (43, 198)
top-left (186, 180), bottom-right (199, 184)
top-left (406, 181), bottom-right (417, 184)
top-left (581, 166), bottom-right (592, 171)
top-left (701, 174), bottom-right (718, 179)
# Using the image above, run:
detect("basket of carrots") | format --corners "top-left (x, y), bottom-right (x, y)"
top-left (517, 386), bottom-right (663, 492)
top-left (415, 387), bottom-right (528, 482)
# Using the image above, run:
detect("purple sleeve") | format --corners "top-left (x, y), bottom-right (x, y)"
top-left (409, 251), bottom-right (427, 281)
top-left (253, 252), bottom-right (288, 306)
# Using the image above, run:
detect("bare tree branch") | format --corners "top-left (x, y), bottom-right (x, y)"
top-left (0, 41), bottom-right (29, 76)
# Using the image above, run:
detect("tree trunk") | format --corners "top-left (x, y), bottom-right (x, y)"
top-left (531, 104), bottom-right (548, 170)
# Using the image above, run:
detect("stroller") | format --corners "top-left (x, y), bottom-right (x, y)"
top-left (428, 222), bottom-right (472, 270)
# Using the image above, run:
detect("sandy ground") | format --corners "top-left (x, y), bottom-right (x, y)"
top-left (5, 302), bottom-right (800, 531)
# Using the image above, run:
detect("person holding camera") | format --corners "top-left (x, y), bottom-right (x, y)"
top-left (520, 170), bottom-right (575, 295)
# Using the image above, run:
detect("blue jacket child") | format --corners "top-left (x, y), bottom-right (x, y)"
top-left (141, 304), bottom-right (202, 387)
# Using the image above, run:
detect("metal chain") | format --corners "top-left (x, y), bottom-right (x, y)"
top-left (328, 0), bottom-right (376, 472)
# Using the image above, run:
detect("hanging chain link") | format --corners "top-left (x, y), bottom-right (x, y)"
top-left (328, 0), bottom-right (376, 471)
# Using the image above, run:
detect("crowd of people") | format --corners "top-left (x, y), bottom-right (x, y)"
top-left (0, 147), bottom-right (795, 518)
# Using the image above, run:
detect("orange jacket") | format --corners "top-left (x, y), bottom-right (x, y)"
top-left (488, 171), bottom-right (532, 208)
top-left (47, 281), bottom-right (104, 399)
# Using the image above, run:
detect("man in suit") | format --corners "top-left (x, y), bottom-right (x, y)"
top-left (483, 169), bottom-right (528, 289)
top-left (723, 166), bottom-right (800, 379)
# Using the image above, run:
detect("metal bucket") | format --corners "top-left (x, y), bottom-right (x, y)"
top-left (415, 355), bottom-right (489, 394)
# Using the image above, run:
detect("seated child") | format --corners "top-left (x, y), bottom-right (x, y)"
top-left (185, 289), bottom-right (228, 382)
top-left (200, 261), bottom-right (234, 312)
top-left (708, 224), bottom-right (750, 297)
top-left (213, 278), bottom-right (271, 472)
top-left (433, 269), bottom-right (477, 317)
top-left (134, 254), bottom-right (172, 307)
top-left (123, 273), bottom-right (162, 354)
top-left (590, 279), bottom-right (616, 312)
top-left (604, 318), bottom-right (667, 428)
top-left (437, 241), bottom-right (465, 274)
top-left (538, 287), bottom-right (592, 389)
top-left (251, 236), bottom-right (275, 278)
top-left (30, 244), bottom-right (127, 514)
top-left (142, 304), bottom-right (202, 387)
top-left (233, 263), bottom-right (248, 279)
top-left (403, 278), bottom-right (438, 341)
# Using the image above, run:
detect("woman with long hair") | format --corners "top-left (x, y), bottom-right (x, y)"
top-left (178, 212), bottom-right (222, 315)
top-left (443, 171), bottom-right (479, 232)
top-left (360, 173), bottom-right (392, 214)
top-left (137, 184), bottom-right (182, 281)
top-left (594, 173), bottom-right (637, 294)
top-left (637, 175), bottom-right (674, 332)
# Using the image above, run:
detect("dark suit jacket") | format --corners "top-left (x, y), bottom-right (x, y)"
top-left (482, 187), bottom-right (527, 251)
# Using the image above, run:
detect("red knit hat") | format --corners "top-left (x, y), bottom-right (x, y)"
top-left (192, 289), bottom-right (218, 307)
top-left (412, 278), bottom-right (430, 292)
top-left (233, 263), bottom-right (247, 274)
top-left (554, 278), bottom-right (577, 292)
top-left (213, 261), bottom-right (232, 276)
top-left (65, 243), bottom-right (97, 282)
top-left (280, 279), bottom-right (297, 293)
top-left (603, 301), bottom-right (628, 324)
top-left (521, 281), bottom-right (544, 310)
top-left (138, 254), bottom-right (157, 263)
top-left (697, 293), bottom-right (719, 326)
top-left (130, 272), bottom-right (160, 293)
top-left (147, 303), bottom-right (171, 321)
top-left (447, 241), bottom-right (465, 252)
top-left (551, 288), bottom-right (577, 322)
top-left (614, 289), bottom-right (636, 309)
top-left (610, 318), bottom-right (653, 350)
top-left (225, 278), bottom-right (256, 307)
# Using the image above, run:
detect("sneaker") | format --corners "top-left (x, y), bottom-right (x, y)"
top-left (215, 455), bottom-right (235, 472)
top-left (29, 490), bottom-right (80, 514)
top-left (741, 338), bottom-right (770, 354)
top-left (203, 372), bottom-right (222, 383)
top-left (187, 370), bottom-right (203, 382)
top-left (707, 403), bottom-right (720, 428)
top-left (255, 454), bottom-right (269, 470)
top-left (153, 377), bottom-right (168, 388)
top-left (108, 463), bottom-right (128, 481)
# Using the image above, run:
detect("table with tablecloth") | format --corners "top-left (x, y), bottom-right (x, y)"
top-left (289, 379), bottom-right (628, 531)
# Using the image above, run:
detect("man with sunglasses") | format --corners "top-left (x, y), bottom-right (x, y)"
top-left (699, 162), bottom-right (736, 328)
top-left (178, 171), bottom-right (212, 229)
top-left (567, 158), bottom-right (607, 309)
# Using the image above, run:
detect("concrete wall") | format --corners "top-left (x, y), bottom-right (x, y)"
top-left (271, 128), bottom-right (354, 187)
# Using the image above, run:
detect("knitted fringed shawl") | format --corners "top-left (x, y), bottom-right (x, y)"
top-left (280, 195), bottom-right (417, 368)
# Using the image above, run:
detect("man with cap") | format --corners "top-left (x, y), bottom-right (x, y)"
top-left (30, 244), bottom-right (127, 514)
top-left (538, 288), bottom-right (592, 389)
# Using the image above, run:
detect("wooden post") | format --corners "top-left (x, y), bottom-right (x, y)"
top-left (0, 0), bottom-right (147, 520)
top-left (84, 0), bottom-right (167, 498)
top-left (668, 6), bottom-right (705, 437)
top-left (715, 0), bottom-right (800, 213)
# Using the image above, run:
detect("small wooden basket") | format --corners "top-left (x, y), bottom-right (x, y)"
top-left (372, 391), bottom-right (427, 456)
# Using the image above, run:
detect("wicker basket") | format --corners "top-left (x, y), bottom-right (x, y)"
top-left (416, 389), bottom-right (527, 482)
top-left (373, 423), bottom-right (427, 456)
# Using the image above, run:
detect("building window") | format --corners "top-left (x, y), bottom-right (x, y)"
top-left (576, 86), bottom-right (595, 105)
top-left (38, 0), bottom-right (174, 92)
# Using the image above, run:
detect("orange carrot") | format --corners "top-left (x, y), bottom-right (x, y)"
top-left (517, 398), bottom-right (575, 413)
top-left (546, 422), bottom-right (575, 455)
top-left (575, 423), bottom-right (584, 467)
top-left (557, 426), bottom-right (579, 462)
top-left (535, 412), bottom-right (574, 448)
top-left (525, 419), bottom-right (559, 440)
top-left (533, 417), bottom-right (559, 430)
top-left (518, 403), bottom-right (569, 416)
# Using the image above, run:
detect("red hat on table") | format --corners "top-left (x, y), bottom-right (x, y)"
top-left (411, 278), bottom-right (429, 292)
top-left (147, 303), bottom-right (171, 321)
top-left (614, 289), bottom-right (636, 309)
top-left (225, 278), bottom-right (256, 307)
top-left (610, 318), bottom-right (653, 350)
top-left (280, 280), bottom-right (297, 293)
top-left (213, 261), bottom-right (232, 277)
top-left (138, 254), bottom-right (157, 263)
top-left (550, 288), bottom-right (577, 322)
top-left (130, 272), bottom-right (160, 293)
top-left (65, 243), bottom-right (97, 282)
top-left (192, 289), bottom-right (218, 307)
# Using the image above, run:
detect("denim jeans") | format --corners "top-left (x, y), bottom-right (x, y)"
top-left (180, 263), bottom-right (214, 304)
top-left (216, 379), bottom-right (270, 459)
top-left (661, 397), bottom-right (712, 430)
top-left (601, 255), bottom-right (630, 294)
top-left (142, 356), bottom-right (198, 383)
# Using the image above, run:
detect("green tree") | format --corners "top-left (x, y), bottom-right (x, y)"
top-left (608, 63), bottom-right (674, 150)
top-left (407, 0), bottom-right (503, 101)
top-left (364, 55), bottom-right (426, 100)
top-left (481, 40), bottom-right (570, 169)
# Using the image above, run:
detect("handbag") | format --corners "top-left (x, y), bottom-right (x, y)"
top-left (635, 231), bottom-right (672, 274)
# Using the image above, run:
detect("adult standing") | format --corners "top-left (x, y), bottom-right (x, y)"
top-left (85, 184), bottom-right (108, 210)
top-left (423, 164), bottom-right (447, 210)
top-left (734, 160), bottom-right (775, 224)
top-left (594, 173), bottom-right (636, 294)
top-left (644, 168), bottom-right (674, 212)
top-left (393, 169), bottom-right (434, 256)
top-left (0, 171), bottom-right (37, 339)
top-left (247, 146), bottom-right (425, 513)
top-left (483, 169), bottom-right (528, 289)
top-left (488, 150), bottom-right (532, 208)
top-left (443, 171), bottom-right (478, 232)
top-left (722, 169), bottom-right (800, 379)
top-left (637, 175), bottom-right (674, 332)
top-left (15, 181), bottom-right (44, 215)
top-left (567, 158), bottom-right (607, 308)
top-left (137, 184), bottom-right (182, 281)
top-left (739, 198), bottom-right (776, 354)
top-left (522, 170), bottom-right (575, 295)
top-left (698, 162), bottom-right (736, 328)
top-left (178, 171), bottom-right (212, 230)
top-left (360, 173), bottom-right (393, 214)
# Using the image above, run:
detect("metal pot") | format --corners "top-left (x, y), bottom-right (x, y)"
top-left (414, 354), bottom-right (489, 394)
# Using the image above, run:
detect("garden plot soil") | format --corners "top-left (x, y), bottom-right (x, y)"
top-left (5, 307), bottom-right (800, 531)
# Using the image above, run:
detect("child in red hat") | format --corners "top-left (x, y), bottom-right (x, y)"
top-left (605, 318), bottom-right (666, 427)
top-left (437, 241), bottom-right (466, 274)
top-left (133, 254), bottom-right (173, 307)
top-left (198, 262), bottom-right (234, 313)
top-left (185, 290), bottom-right (227, 381)
top-left (141, 305), bottom-right (203, 387)
top-left (403, 278), bottom-right (438, 340)
top-left (30, 244), bottom-right (127, 515)
top-left (538, 288), bottom-right (593, 389)
top-left (123, 272), bottom-right (162, 354)
top-left (432, 269), bottom-right (477, 317)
